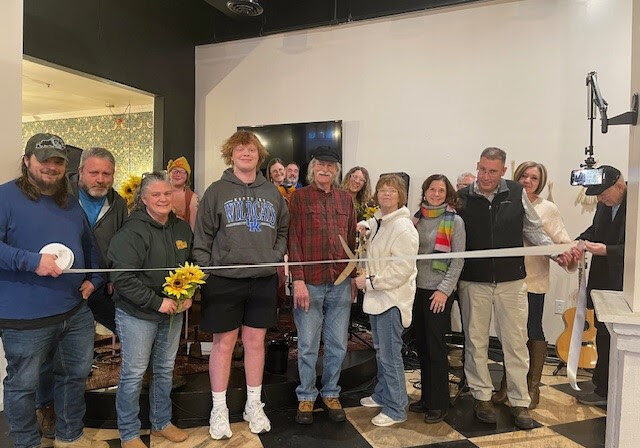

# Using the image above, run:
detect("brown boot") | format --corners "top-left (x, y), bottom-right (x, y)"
top-left (296, 400), bottom-right (314, 424)
top-left (151, 423), bottom-right (188, 442)
top-left (491, 364), bottom-right (508, 405)
top-left (322, 397), bottom-right (346, 422)
top-left (121, 438), bottom-right (148, 448)
top-left (53, 433), bottom-right (109, 448)
top-left (527, 340), bottom-right (547, 409)
top-left (36, 402), bottom-right (56, 439)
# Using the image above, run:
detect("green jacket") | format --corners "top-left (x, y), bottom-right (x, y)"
top-left (107, 209), bottom-right (193, 321)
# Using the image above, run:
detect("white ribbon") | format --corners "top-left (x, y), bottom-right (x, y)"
top-left (65, 243), bottom-right (573, 274)
top-left (567, 241), bottom-right (588, 391)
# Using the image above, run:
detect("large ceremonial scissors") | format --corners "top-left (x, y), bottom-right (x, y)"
top-left (334, 234), bottom-right (364, 285)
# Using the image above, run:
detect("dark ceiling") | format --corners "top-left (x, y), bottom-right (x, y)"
top-left (193, 0), bottom-right (483, 45)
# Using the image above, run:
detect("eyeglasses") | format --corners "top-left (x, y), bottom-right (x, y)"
top-left (377, 188), bottom-right (399, 195)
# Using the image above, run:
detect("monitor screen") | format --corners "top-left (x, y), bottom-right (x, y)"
top-left (238, 120), bottom-right (342, 186)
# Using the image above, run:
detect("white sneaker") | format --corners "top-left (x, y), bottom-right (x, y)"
top-left (371, 412), bottom-right (406, 427)
top-left (209, 406), bottom-right (233, 440)
top-left (243, 401), bottom-right (271, 434)
top-left (360, 396), bottom-right (382, 408)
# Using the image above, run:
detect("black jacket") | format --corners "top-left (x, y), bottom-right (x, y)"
top-left (458, 179), bottom-right (526, 283)
top-left (68, 174), bottom-right (128, 270)
top-left (579, 191), bottom-right (626, 292)
top-left (107, 210), bottom-right (193, 321)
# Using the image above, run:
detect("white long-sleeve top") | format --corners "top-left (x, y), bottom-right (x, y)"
top-left (524, 197), bottom-right (572, 293)
top-left (362, 206), bottom-right (419, 328)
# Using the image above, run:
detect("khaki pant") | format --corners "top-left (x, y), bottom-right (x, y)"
top-left (458, 279), bottom-right (531, 407)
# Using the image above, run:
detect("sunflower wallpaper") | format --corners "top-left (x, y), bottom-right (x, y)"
top-left (22, 112), bottom-right (154, 190)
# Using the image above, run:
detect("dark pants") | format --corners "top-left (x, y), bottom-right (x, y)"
top-left (527, 292), bottom-right (546, 341)
top-left (87, 285), bottom-right (116, 332)
top-left (1, 303), bottom-right (94, 448)
top-left (587, 289), bottom-right (610, 397)
top-left (412, 288), bottom-right (453, 410)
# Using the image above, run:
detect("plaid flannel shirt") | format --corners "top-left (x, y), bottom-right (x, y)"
top-left (288, 184), bottom-right (356, 285)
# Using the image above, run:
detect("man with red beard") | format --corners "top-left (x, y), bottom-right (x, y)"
top-left (0, 134), bottom-right (106, 448)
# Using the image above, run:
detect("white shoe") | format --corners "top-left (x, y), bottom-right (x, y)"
top-left (209, 406), bottom-right (233, 440)
top-left (360, 396), bottom-right (382, 408)
top-left (371, 412), bottom-right (406, 427)
top-left (243, 401), bottom-right (271, 434)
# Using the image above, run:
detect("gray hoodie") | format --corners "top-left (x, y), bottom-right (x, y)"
top-left (193, 168), bottom-right (289, 278)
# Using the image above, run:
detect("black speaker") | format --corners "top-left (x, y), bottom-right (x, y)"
top-left (380, 172), bottom-right (410, 205)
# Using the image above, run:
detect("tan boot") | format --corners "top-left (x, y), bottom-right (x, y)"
top-left (53, 433), bottom-right (109, 448)
top-left (491, 364), bottom-right (508, 404)
top-left (36, 402), bottom-right (56, 439)
top-left (527, 340), bottom-right (547, 409)
top-left (151, 423), bottom-right (188, 442)
top-left (121, 438), bottom-right (148, 448)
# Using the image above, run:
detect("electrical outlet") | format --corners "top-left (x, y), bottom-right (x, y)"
top-left (555, 300), bottom-right (565, 314)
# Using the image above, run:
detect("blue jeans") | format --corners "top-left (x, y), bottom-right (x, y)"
top-left (36, 286), bottom-right (116, 409)
top-left (370, 307), bottom-right (407, 421)
top-left (1, 303), bottom-right (94, 448)
top-left (293, 281), bottom-right (351, 401)
top-left (115, 308), bottom-right (182, 442)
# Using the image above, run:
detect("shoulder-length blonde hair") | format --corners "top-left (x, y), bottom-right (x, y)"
top-left (220, 131), bottom-right (269, 170)
top-left (341, 166), bottom-right (372, 207)
top-left (513, 161), bottom-right (548, 195)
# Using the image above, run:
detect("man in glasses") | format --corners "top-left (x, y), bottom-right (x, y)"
top-left (0, 134), bottom-right (106, 448)
top-left (456, 147), bottom-right (564, 430)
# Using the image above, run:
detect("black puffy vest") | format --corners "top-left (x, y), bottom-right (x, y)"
top-left (458, 180), bottom-right (526, 283)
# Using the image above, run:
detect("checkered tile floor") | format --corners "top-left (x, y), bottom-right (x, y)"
top-left (1, 357), bottom-right (605, 448)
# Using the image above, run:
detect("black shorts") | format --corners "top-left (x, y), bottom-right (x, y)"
top-left (200, 274), bottom-right (278, 333)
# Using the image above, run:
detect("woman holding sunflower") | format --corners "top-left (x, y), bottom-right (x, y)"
top-left (107, 171), bottom-right (194, 448)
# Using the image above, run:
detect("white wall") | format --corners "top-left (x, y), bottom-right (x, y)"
top-left (0, 0), bottom-right (24, 411)
top-left (195, 0), bottom-right (633, 344)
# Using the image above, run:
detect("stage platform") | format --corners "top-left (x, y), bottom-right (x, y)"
top-left (84, 348), bottom-right (376, 428)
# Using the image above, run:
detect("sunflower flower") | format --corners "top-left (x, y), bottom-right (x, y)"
top-left (179, 262), bottom-right (206, 285)
top-left (163, 271), bottom-right (190, 299)
top-left (118, 175), bottom-right (142, 211)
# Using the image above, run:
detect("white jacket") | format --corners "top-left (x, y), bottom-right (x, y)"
top-left (362, 206), bottom-right (419, 328)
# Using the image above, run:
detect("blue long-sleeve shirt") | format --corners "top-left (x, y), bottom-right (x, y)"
top-left (0, 180), bottom-right (103, 324)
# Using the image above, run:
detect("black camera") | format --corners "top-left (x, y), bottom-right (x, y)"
top-left (570, 168), bottom-right (603, 186)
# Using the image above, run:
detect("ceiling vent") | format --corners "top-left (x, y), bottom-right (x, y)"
top-left (226, 0), bottom-right (263, 17)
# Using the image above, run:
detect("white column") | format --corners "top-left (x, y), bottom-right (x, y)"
top-left (0, 0), bottom-right (24, 411)
top-left (591, 3), bottom-right (640, 445)
top-left (623, 0), bottom-right (640, 312)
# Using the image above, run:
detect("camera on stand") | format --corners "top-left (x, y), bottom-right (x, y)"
top-left (571, 71), bottom-right (638, 185)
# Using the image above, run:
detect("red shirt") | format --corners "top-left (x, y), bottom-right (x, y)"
top-left (288, 184), bottom-right (356, 285)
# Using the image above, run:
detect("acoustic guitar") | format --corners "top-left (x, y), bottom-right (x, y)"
top-left (555, 262), bottom-right (598, 369)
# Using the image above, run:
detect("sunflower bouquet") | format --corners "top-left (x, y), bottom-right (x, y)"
top-left (163, 262), bottom-right (206, 315)
top-left (362, 205), bottom-right (379, 220)
top-left (118, 174), bottom-right (142, 211)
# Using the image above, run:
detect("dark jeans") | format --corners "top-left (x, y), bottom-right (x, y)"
top-left (527, 292), bottom-right (545, 341)
top-left (37, 286), bottom-right (115, 409)
top-left (587, 289), bottom-right (610, 396)
top-left (412, 288), bottom-right (454, 410)
top-left (1, 303), bottom-right (94, 448)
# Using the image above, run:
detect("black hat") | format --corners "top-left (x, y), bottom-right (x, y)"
top-left (24, 133), bottom-right (67, 162)
top-left (311, 145), bottom-right (340, 163)
top-left (585, 165), bottom-right (621, 196)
